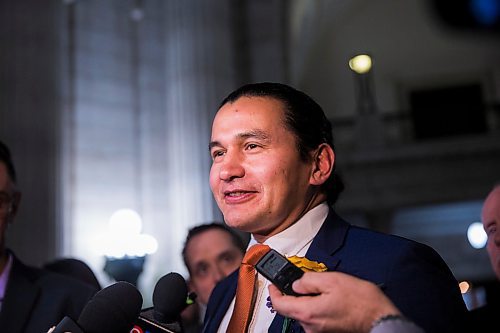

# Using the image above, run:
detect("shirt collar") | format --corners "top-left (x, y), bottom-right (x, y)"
top-left (0, 252), bottom-right (13, 300)
top-left (247, 202), bottom-right (329, 257)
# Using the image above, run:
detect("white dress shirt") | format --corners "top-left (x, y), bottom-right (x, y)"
top-left (217, 202), bottom-right (329, 333)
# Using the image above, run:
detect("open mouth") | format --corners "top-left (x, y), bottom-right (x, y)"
top-left (223, 190), bottom-right (257, 202)
top-left (225, 191), bottom-right (249, 197)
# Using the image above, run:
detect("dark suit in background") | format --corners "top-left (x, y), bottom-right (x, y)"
top-left (204, 210), bottom-right (468, 333)
top-left (0, 252), bottom-right (98, 333)
top-left (466, 281), bottom-right (500, 333)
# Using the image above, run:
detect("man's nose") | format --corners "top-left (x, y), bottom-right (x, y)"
top-left (219, 150), bottom-right (244, 181)
top-left (211, 266), bottom-right (225, 283)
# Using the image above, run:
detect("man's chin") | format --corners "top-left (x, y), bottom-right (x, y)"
top-left (223, 217), bottom-right (257, 233)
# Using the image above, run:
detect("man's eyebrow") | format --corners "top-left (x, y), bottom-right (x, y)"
top-left (208, 130), bottom-right (270, 151)
top-left (208, 141), bottom-right (221, 151)
top-left (239, 129), bottom-right (270, 141)
top-left (216, 249), bottom-right (236, 259)
top-left (484, 219), bottom-right (495, 229)
top-left (193, 260), bottom-right (208, 270)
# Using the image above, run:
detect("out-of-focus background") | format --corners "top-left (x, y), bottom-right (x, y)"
top-left (1, 0), bottom-right (499, 307)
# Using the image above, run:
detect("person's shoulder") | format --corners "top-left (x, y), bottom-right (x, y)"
top-left (328, 209), bottom-right (427, 249)
top-left (37, 265), bottom-right (99, 301)
top-left (40, 269), bottom-right (98, 292)
top-left (345, 223), bottom-right (444, 261)
top-left (12, 255), bottom-right (98, 296)
top-left (348, 224), bottom-right (422, 247)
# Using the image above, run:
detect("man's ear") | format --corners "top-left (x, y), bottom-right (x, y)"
top-left (310, 144), bottom-right (335, 186)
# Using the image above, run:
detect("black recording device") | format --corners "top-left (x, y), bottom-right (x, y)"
top-left (255, 249), bottom-right (305, 296)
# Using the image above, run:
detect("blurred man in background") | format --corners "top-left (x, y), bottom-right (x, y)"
top-left (468, 184), bottom-right (500, 332)
top-left (482, 184), bottom-right (500, 280)
top-left (0, 140), bottom-right (98, 333)
top-left (181, 223), bottom-right (246, 332)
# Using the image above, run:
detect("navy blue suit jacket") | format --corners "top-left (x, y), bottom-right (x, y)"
top-left (0, 253), bottom-right (98, 333)
top-left (203, 210), bottom-right (468, 333)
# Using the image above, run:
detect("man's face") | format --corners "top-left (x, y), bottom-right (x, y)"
top-left (0, 163), bottom-right (19, 253)
top-left (209, 96), bottom-right (316, 241)
top-left (482, 186), bottom-right (500, 280)
top-left (185, 228), bottom-right (243, 305)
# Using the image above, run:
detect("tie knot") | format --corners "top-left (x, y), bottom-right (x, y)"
top-left (243, 244), bottom-right (271, 266)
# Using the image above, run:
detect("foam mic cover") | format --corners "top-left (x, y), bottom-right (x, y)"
top-left (78, 281), bottom-right (143, 333)
top-left (152, 272), bottom-right (188, 323)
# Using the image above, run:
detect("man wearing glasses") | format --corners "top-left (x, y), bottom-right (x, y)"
top-left (0, 140), bottom-right (98, 333)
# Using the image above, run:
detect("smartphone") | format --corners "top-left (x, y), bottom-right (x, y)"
top-left (255, 249), bottom-right (305, 296)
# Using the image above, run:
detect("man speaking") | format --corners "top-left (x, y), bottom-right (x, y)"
top-left (203, 82), bottom-right (467, 333)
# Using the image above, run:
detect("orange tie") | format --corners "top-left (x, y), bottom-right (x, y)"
top-left (227, 244), bottom-right (271, 333)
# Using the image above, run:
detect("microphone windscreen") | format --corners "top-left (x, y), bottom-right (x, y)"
top-left (152, 272), bottom-right (188, 323)
top-left (77, 281), bottom-right (143, 333)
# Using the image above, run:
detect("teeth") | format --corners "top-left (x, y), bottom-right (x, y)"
top-left (227, 192), bottom-right (245, 196)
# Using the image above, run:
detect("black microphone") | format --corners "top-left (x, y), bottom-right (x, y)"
top-left (133, 272), bottom-right (197, 333)
top-left (51, 281), bottom-right (143, 333)
top-left (153, 272), bottom-right (191, 323)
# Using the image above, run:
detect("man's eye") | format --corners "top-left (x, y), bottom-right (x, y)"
top-left (212, 150), bottom-right (225, 159)
top-left (245, 143), bottom-right (259, 150)
top-left (195, 265), bottom-right (209, 277)
top-left (222, 254), bottom-right (234, 262)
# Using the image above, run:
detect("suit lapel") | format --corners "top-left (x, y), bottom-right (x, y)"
top-left (304, 209), bottom-right (349, 269)
top-left (202, 269), bottom-right (238, 333)
top-left (268, 208), bottom-right (350, 333)
top-left (0, 257), bottom-right (40, 333)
